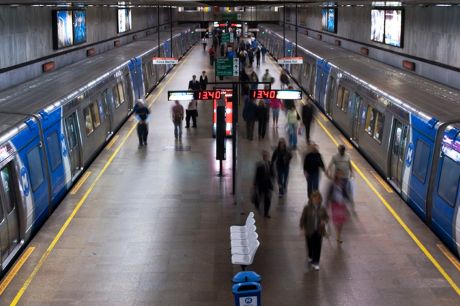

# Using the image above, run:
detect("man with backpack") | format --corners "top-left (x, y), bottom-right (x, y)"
top-left (133, 99), bottom-right (150, 147)
top-left (171, 100), bottom-right (184, 141)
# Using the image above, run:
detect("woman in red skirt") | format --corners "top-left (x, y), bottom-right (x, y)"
top-left (326, 170), bottom-right (350, 244)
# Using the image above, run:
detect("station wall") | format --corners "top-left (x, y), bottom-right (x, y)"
top-left (0, 6), bottom-right (174, 91)
top-left (281, 6), bottom-right (460, 89)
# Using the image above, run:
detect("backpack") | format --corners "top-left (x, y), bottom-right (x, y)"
top-left (172, 106), bottom-right (183, 123)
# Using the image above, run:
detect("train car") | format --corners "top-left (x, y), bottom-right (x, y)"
top-left (0, 25), bottom-right (199, 274)
top-left (259, 24), bottom-right (460, 256)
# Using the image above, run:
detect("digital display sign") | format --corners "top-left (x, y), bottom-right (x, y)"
top-left (168, 91), bottom-right (195, 101)
top-left (168, 90), bottom-right (225, 101)
top-left (198, 90), bottom-right (222, 100)
top-left (250, 90), bottom-right (302, 100)
top-left (213, 89), bottom-right (233, 137)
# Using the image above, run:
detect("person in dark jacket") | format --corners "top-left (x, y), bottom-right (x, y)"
top-left (188, 75), bottom-right (200, 91)
top-left (255, 47), bottom-right (261, 67)
top-left (299, 191), bottom-right (329, 270)
top-left (199, 71), bottom-right (208, 90)
top-left (256, 100), bottom-right (269, 140)
top-left (133, 100), bottom-right (150, 147)
top-left (280, 71), bottom-right (290, 89)
top-left (254, 150), bottom-right (274, 218)
top-left (302, 99), bottom-right (315, 144)
top-left (271, 138), bottom-right (293, 197)
top-left (303, 143), bottom-right (326, 197)
top-left (248, 48), bottom-right (254, 66)
top-left (283, 85), bottom-right (295, 111)
top-left (243, 97), bottom-right (257, 140)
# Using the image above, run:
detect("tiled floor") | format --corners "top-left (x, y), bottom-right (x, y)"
top-left (1, 43), bottom-right (460, 306)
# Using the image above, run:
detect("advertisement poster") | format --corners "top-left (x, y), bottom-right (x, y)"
top-left (327, 8), bottom-right (336, 32)
top-left (371, 9), bottom-right (385, 43)
top-left (321, 9), bottom-right (327, 31)
top-left (56, 10), bottom-right (73, 48)
top-left (118, 9), bottom-right (132, 33)
top-left (384, 10), bottom-right (402, 47)
top-left (73, 11), bottom-right (86, 45)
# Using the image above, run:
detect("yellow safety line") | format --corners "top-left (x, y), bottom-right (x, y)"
top-left (315, 117), bottom-right (460, 295)
top-left (370, 171), bottom-right (394, 193)
top-left (318, 112), bottom-right (328, 122)
top-left (437, 244), bottom-right (460, 272)
top-left (9, 47), bottom-right (192, 306)
top-left (105, 135), bottom-right (119, 150)
top-left (338, 134), bottom-right (354, 150)
top-left (69, 171), bottom-right (91, 195)
top-left (0, 247), bottom-right (35, 296)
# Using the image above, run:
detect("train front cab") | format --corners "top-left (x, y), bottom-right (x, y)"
top-left (431, 127), bottom-right (460, 255)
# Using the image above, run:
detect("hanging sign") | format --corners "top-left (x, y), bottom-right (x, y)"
top-left (152, 57), bottom-right (178, 65)
top-left (277, 57), bottom-right (303, 64)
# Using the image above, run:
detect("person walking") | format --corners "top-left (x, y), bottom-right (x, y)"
top-left (253, 150), bottom-right (274, 218)
top-left (283, 85), bottom-right (295, 111)
top-left (201, 37), bottom-right (207, 51)
top-left (208, 47), bottom-right (215, 66)
top-left (188, 75), bottom-right (200, 92)
top-left (185, 100), bottom-right (198, 128)
top-left (271, 138), bottom-right (292, 197)
top-left (327, 144), bottom-right (354, 206)
top-left (302, 99), bottom-right (315, 145)
top-left (262, 69), bottom-right (274, 90)
top-left (133, 99), bottom-right (150, 147)
top-left (326, 170), bottom-right (350, 244)
top-left (303, 143), bottom-right (326, 197)
top-left (255, 47), bottom-right (261, 67)
top-left (280, 71), bottom-right (290, 89)
top-left (256, 100), bottom-right (269, 140)
top-left (243, 97), bottom-right (257, 140)
top-left (269, 97), bottom-right (282, 128)
top-left (249, 70), bottom-right (259, 90)
top-left (286, 105), bottom-right (300, 149)
top-left (199, 71), bottom-right (208, 90)
top-left (171, 100), bottom-right (184, 141)
top-left (248, 48), bottom-right (254, 66)
top-left (261, 46), bottom-right (268, 63)
top-left (299, 191), bottom-right (329, 270)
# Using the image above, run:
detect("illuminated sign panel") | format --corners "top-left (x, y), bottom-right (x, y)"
top-left (250, 90), bottom-right (302, 100)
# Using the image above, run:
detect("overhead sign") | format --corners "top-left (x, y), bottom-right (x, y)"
top-left (168, 91), bottom-right (194, 101)
top-left (250, 89), bottom-right (302, 100)
top-left (152, 57), bottom-right (178, 65)
top-left (198, 90), bottom-right (222, 100)
top-left (195, 28), bottom-right (207, 32)
top-left (221, 33), bottom-right (231, 43)
top-left (277, 57), bottom-right (303, 65)
top-left (216, 58), bottom-right (239, 77)
top-left (248, 28), bottom-right (260, 32)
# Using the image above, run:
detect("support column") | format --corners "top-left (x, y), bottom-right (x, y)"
top-left (157, 4), bottom-right (161, 57)
top-left (170, 6), bottom-right (173, 57)
top-left (295, 5), bottom-right (298, 57)
top-left (283, 4), bottom-right (286, 58)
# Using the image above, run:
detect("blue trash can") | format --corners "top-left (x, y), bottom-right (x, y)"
top-left (232, 282), bottom-right (261, 306)
top-left (232, 271), bottom-right (261, 284)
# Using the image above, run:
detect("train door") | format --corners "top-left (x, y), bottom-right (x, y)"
top-left (0, 162), bottom-right (21, 258)
top-left (0, 196), bottom-right (8, 263)
top-left (351, 93), bottom-right (364, 143)
top-left (325, 75), bottom-right (336, 116)
top-left (389, 119), bottom-right (409, 189)
top-left (128, 57), bottom-right (144, 101)
top-left (102, 89), bottom-right (114, 139)
top-left (64, 112), bottom-right (82, 178)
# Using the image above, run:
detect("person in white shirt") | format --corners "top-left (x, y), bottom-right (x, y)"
top-left (327, 145), bottom-right (354, 206)
top-left (186, 100), bottom-right (198, 128)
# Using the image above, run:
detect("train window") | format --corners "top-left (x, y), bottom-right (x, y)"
top-left (413, 140), bottom-right (430, 183)
top-left (90, 102), bottom-right (101, 129)
top-left (97, 98), bottom-right (105, 122)
top-left (373, 111), bottom-right (385, 142)
top-left (117, 83), bottom-right (126, 105)
top-left (46, 132), bottom-right (62, 171)
top-left (83, 107), bottom-right (94, 135)
top-left (364, 105), bottom-right (376, 135)
top-left (1, 164), bottom-right (17, 213)
top-left (437, 156), bottom-right (460, 207)
top-left (26, 146), bottom-right (45, 192)
top-left (112, 86), bottom-right (121, 108)
top-left (336, 86), bottom-right (350, 113)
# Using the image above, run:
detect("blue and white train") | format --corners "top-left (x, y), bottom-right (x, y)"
top-left (0, 25), bottom-right (199, 273)
top-left (258, 24), bottom-right (460, 256)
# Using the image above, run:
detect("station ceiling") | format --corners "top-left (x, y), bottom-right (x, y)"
top-left (1, 0), bottom-right (459, 6)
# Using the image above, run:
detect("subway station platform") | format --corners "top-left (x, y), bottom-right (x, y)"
top-left (1, 43), bottom-right (460, 306)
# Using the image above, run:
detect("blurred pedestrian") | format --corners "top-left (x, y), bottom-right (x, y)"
top-left (286, 105), bottom-right (300, 149)
top-left (201, 37), bottom-right (207, 51)
top-left (269, 97), bottom-right (282, 128)
top-left (248, 48), bottom-right (254, 66)
top-left (283, 85), bottom-right (295, 111)
top-left (262, 69), bottom-right (274, 90)
top-left (256, 100), bottom-right (269, 140)
top-left (255, 47), bottom-right (261, 67)
top-left (280, 71), bottom-right (290, 89)
top-left (302, 99), bottom-right (315, 145)
top-left (327, 145), bottom-right (354, 206)
top-left (208, 46), bottom-right (215, 66)
top-left (133, 99), bottom-right (150, 147)
top-left (171, 101), bottom-right (184, 141)
top-left (185, 100), bottom-right (198, 128)
top-left (326, 170), bottom-right (350, 244)
top-left (199, 70), bottom-right (208, 90)
top-left (253, 150), bottom-right (274, 218)
top-left (271, 138), bottom-right (292, 197)
top-left (261, 46), bottom-right (268, 63)
top-left (300, 191), bottom-right (329, 270)
top-left (243, 97), bottom-right (257, 140)
top-left (249, 70), bottom-right (259, 90)
top-left (303, 143), bottom-right (326, 197)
